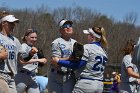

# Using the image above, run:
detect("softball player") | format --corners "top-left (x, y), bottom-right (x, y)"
top-left (53, 27), bottom-right (108, 93)
top-left (120, 40), bottom-right (140, 93)
top-left (110, 72), bottom-right (120, 93)
top-left (48, 19), bottom-right (77, 93)
top-left (15, 28), bottom-right (47, 93)
top-left (0, 11), bottom-right (22, 93)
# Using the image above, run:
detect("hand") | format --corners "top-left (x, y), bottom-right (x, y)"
top-left (51, 57), bottom-right (59, 65)
top-left (38, 58), bottom-right (47, 64)
top-left (30, 47), bottom-right (38, 55)
top-left (136, 79), bottom-right (140, 84)
top-left (53, 57), bottom-right (59, 62)
top-left (0, 50), bottom-right (8, 60)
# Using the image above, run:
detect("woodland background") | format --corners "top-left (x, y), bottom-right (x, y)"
top-left (1, 6), bottom-right (140, 75)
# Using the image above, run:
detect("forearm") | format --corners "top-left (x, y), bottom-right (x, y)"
top-left (22, 54), bottom-right (33, 61)
top-left (51, 56), bottom-right (69, 65)
top-left (38, 58), bottom-right (47, 64)
top-left (0, 53), bottom-right (2, 59)
top-left (128, 71), bottom-right (139, 78)
top-left (20, 59), bottom-right (39, 64)
top-left (58, 60), bottom-right (86, 69)
top-left (58, 57), bottom-right (69, 60)
top-left (127, 67), bottom-right (140, 78)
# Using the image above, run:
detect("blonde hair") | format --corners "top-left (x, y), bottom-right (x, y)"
top-left (92, 27), bottom-right (108, 48)
top-left (0, 11), bottom-right (9, 30)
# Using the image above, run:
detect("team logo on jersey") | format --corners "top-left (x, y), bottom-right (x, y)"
top-left (63, 50), bottom-right (72, 55)
top-left (60, 44), bottom-right (72, 56)
top-left (60, 44), bottom-right (66, 49)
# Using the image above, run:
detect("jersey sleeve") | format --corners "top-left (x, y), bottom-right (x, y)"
top-left (123, 56), bottom-right (133, 68)
top-left (81, 45), bottom-right (89, 61)
top-left (14, 37), bottom-right (31, 61)
top-left (58, 60), bottom-right (87, 69)
top-left (14, 37), bottom-right (22, 53)
top-left (20, 43), bottom-right (32, 59)
top-left (51, 42), bottom-right (61, 57)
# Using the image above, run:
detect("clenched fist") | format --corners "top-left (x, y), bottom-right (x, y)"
top-left (0, 45), bottom-right (8, 60)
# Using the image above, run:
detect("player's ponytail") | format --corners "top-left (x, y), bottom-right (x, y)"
top-left (99, 27), bottom-right (108, 49)
top-left (93, 27), bottom-right (108, 49)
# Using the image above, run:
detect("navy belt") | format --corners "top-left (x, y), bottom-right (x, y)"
top-left (80, 77), bottom-right (102, 81)
top-left (20, 70), bottom-right (32, 75)
top-left (129, 81), bottom-right (137, 85)
top-left (51, 68), bottom-right (73, 75)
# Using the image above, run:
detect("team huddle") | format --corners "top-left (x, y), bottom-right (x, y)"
top-left (0, 11), bottom-right (140, 93)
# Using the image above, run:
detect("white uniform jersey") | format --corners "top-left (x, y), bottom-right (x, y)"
top-left (18, 43), bottom-right (38, 72)
top-left (0, 33), bottom-right (22, 74)
top-left (121, 54), bottom-right (138, 83)
top-left (81, 43), bottom-right (108, 80)
top-left (51, 37), bottom-right (76, 71)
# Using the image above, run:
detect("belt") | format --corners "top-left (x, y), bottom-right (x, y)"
top-left (7, 73), bottom-right (13, 76)
top-left (129, 81), bottom-right (137, 85)
top-left (80, 77), bottom-right (103, 81)
top-left (20, 70), bottom-right (32, 75)
top-left (0, 72), bottom-right (13, 76)
top-left (51, 69), bottom-right (73, 75)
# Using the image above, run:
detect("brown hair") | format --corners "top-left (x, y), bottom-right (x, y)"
top-left (92, 27), bottom-right (108, 48)
top-left (22, 28), bottom-right (37, 42)
top-left (123, 39), bottom-right (135, 55)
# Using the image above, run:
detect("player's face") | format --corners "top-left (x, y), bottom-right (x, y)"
top-left (2, 21), bottom-right (16, 35)
top-left (60, 24), bottom-right (73, 37)
top-left (87, 34), bottom-right (94, 43)
top-left (25, 32), bottom-right (37, 46)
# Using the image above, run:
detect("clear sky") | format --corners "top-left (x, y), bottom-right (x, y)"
top-left (0, 0), bottom-right (140, 25)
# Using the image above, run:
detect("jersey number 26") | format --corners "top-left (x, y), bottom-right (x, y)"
top-left (92, 56), bottom-right (107, 71)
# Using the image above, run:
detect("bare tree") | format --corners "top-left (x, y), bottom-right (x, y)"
top-left (1, 6), bottom-right (140, 74)
top-left (123, 12), bottom-right (138, 25)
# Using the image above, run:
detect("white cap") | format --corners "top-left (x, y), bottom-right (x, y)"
top-left (0, 15), bottom-right (19, 23)
top-left (83, 28), bottom-right (101, 39)
top-left (112, 72), bottom-right (116, 75)
top-left (59, 19), bottom-right (73, 28)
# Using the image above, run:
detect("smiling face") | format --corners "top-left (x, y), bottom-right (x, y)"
top-left (25, 32), bottom-right (37, 46)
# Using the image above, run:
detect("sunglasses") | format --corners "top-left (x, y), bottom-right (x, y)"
top-left (62, 24), bottom-right (72, 28)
